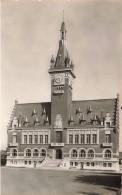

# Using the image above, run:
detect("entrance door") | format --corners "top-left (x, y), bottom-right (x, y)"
top-left (56, 149), bottom-right (62, 159)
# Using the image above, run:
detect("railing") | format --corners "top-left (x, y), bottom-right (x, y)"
top-left (9, 143), bottom-right (18, 147)
top-left (51, 143), bottom-right (64, 146)
top-left (102, 143), bottom-right (113, 147)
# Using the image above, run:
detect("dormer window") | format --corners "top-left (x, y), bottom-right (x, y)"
top-left (79, 114), bottom-right (86, 125)
top-left (76, 106), bottom-right (82, 115)
top-left (24, 117), bottom-right (29, 127)
top-left (34, 116), bottom-right (39, 126)
top-left (32, 109), bottom-right (37, 116)
top-left (87, 105), bottom-right (93, 114)
top-left (69, 116), bottom-right (74, 125)
top-left (92, 114), bottom-right (98, 125)
top-left (44, 116), bottom-right (49, 125)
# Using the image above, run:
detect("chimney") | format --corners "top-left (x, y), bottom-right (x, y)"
top-left (15, 100), bottom-right (18, 105)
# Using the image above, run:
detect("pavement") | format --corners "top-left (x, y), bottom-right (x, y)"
top-left (1, 167), bottom-right (121, 195)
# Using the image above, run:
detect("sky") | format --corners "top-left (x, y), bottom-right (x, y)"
top-left (1, 0), bottom-right (122, 150)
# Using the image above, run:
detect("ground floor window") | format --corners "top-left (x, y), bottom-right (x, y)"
top-left (12, 149), bottom-right (17, 157)
top-left (104, 150), bottom-right (111, 158)
top-left (71, 149), bottom-right (77, 158)
top-left (25, 161), bottom-right (27, 164)
top-left (26, 149), bottom-right (31, 157)
top-left (29, 161), bottom-right (31, 165)
top-left (40, 149), bottom-right (46, 157)
top-left (33, 149), bottom-right (39, 157)
top-left (79, 149), bottom-right (86, 158)
top-left (88, 149), bottom-right (94, 158)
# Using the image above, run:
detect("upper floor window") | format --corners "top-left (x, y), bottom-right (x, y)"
top-left (56, 132), bottom-right (62, 143)
top-left (105, 134), bottom-right (111, 143)
top-left (86, 134), bottom-right (91, 144)
top-left (71, 149), bottom-right (77, 158)
top-left (79, 149), bottom-right (86, 158)
top-left (75, 135), bottom-right (79, 144)
top-left (40, 135), bottom-right (43, 144)
top-left (104, 150), bottom-right (111, 158)
top-left (34, 135), bottom-right (38, 144)
top-left (26, 149), bottom-right (31, 157)
top-left (33, 149), bottom-right (39, 157)
top-left (12, 149), bottom-right (17, 157)
top-left (13, 135), bottom-right (17, 144)
top-left (88, 149), bottom-right (94, 159)
top-left (24, 135), bottom-right (27, 144)
top-left (45, 135), bottom-right (48, 144)
top-left (80, 134), bottom-right (85, 144)
top-left (29, 135), bottom-right (32, 144)
top-left (106, 122), bottom-right (110, 128)
top-left (92, 134), bottom-right (97, 144)
top-left (69, 135), bottom-right (73, 144)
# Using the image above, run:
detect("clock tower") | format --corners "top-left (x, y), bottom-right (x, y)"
top-left (48, 21), bottom-right (76, 128)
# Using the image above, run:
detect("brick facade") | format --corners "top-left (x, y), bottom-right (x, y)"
top-left (6, 20), bottom-right (119, 171)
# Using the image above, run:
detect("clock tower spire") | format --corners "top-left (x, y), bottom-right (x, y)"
top-left (48, 19), bottom-right (76, 128)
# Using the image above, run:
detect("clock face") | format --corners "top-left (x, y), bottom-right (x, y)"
top-left (55, 75), bottom-right (63, 84)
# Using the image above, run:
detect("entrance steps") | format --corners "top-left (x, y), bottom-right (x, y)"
top-left (40, 158), bottom-right (62, 169)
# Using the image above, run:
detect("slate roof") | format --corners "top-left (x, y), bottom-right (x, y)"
top-left (70, 98), bottom-right (117, 127)
top-left (8, 98), bottom-right (118, 128)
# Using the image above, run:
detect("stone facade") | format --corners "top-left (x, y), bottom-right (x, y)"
top-left (6, 20), bottom-right (120, 171)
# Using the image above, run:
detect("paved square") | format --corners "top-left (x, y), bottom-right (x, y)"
top-left (1, 167), bottom-right (121, 195)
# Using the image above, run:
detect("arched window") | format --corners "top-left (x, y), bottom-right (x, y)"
top-left (33, 149), bottom-right (39, 157)
top-left (79, 149), bottom-right (86, 158)
top-left (88, 149), bottom-right (94, 158)
top-left (105, 150), bottom-right (111, 158)
top-left (40, 149), bottom-right (46, 157)
top-left (71, 149), bottom-right (77, 158)
top-left (26, 149), bottom-right (31, 157)
top-left (12, 149), bottom-right (17, 157)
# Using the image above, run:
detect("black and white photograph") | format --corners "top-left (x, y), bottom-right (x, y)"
top-left (1, 0), bottom-right (122, 194)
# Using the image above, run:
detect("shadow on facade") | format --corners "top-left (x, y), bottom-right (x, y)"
top-left (77, 192), bottom-right (101, 195)
top-left (73, 174), bottom-right (121, 193)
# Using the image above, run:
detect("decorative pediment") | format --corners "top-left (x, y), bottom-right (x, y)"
top-left (54, 114), bottom-right (63, 128)
top-left (12, 117), bottom-right (18, 128)
top-left (104, 113), bottom-right (112, 127)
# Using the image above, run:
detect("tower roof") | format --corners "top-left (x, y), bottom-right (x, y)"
top-left (48, 20), bottom-right (75, 78)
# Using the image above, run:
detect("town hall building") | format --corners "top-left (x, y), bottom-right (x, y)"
top-left (6, 20), bottom-right (120, 171)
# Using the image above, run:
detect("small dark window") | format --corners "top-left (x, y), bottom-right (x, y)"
top-left (91, 162), bottom-right (94, 166)
top-left (75, 162), bottom-right (78, 166)
top-left (103, 163), bottom-right (107, 167)
top-left (86, 162), bottom-right (90, 166)
top-left (108, 163), bottom-right (112, 167)
top-left (70, 162), bottom-right (73, 166)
